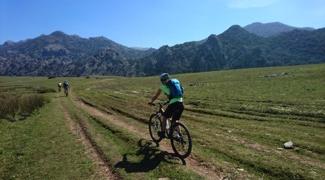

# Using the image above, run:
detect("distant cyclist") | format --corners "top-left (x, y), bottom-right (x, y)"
top-left (57, 82), bottom-right (62, 92)
top-left (149, 73), bottom-right (184, 138)
top-left (63, 80), bottom-right (70, 96)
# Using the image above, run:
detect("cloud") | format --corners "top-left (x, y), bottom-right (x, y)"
top-left (227, 0), bottom-right (279, 9)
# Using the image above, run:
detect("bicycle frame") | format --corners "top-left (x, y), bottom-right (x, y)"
top-left (153, 102), bottom-right (175, 135)
top-left (149, 101), bottom-right (192, 158)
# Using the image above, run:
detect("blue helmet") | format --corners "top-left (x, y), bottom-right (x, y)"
top-left (160, 73), bottom-right (170, 82)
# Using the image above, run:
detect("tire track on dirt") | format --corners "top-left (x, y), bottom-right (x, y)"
top-left (76, 97), bottom-right (325, 178)
top-left (72, 97), bottom-right (225, 180)
top-left (60, 100), bottom-right (120, 180)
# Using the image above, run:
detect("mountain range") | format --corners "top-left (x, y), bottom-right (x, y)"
top-left (0, 22), bottom-right (324, 76)
top-left (244, 22), bottom-right (314, 37)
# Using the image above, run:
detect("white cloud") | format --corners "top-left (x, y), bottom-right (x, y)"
top-left (227, 0), bottom-right (279, 9)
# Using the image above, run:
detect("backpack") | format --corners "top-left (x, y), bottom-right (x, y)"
top-left (166, 79), bottom-right (184, 99)
top-left (63, 82), bottom-right (69, 88)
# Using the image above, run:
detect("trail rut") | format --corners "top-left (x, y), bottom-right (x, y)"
top-left (72, 97), bottom-right (224, 180)
top-left (60, 100), bottom-right (119, 180)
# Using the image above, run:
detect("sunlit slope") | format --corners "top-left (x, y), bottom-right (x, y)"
top-left (72, 63), bottom-right (325, 179)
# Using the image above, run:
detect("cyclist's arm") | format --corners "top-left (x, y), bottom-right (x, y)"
top-left (149, 88), bottom-right (161, 104)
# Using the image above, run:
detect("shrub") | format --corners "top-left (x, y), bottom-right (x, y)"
top-left (0, 94), bottom-right (47, 121)
top-left (19, 94), bottom-right (46, 115)
top-left (0, 94), bottom-right (19, 120)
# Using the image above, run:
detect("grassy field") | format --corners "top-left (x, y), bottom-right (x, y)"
top-left (1, 63), bottom-right (325, 179)
top-left (0, 81), bottom-right (100, 179)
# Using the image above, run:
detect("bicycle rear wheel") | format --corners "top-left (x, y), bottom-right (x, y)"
top-left (149, 113), bottom-right (163, 143)
top-left (170, 122), bottom-right (192, 158)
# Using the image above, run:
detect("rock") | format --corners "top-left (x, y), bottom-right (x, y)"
top-left (284, 141), bottom-right (294, 149)
top-left (237, 168), bottom-right (244, 171)
top-left (281, 72), bottom-right (288, 76)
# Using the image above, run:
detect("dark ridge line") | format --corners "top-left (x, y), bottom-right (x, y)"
top-left (226, 108), bottom-right (323, 122)
top-left (79, 95), bottom-right (325, 124)
top-left (110, 107), bottom-right (149, 125)
top-left (80, 96), bottom-right (324, 130)
top-left (80, 97), bottom-right (149, 124)
top-left (88, 115), bottom-right (138, 144)
top-left (228, 98), bottom-right (325, 108)
top-left (187, 112), bottom-right (325, 156)
top-left (79, 97), bottom-right (113, 115)
top-left (233, 107), bottom-right (325, 120)
top-left (185, 107), bottom-right (325, 127)
top-left (206, 147), bottom-right (305, 180)
top-left (185, 107), bottom-right (265, 121)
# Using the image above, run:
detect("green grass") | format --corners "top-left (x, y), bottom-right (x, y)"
top-left (0, 98), bottom-right (98, 179)
top-left (1, 63), bottom-right (325, 179)
top-left (71, 63), bottom-right (325, 179)
top-left (61, 97), bottom-right (203, 179)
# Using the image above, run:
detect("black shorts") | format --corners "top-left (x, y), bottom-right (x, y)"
top-left (163, 102), bottom-right (184, 122)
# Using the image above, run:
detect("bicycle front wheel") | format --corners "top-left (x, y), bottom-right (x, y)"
top-left (149, 113), bottom-right (163, 143)
top-left (170, 122), bottom-right (192, 158)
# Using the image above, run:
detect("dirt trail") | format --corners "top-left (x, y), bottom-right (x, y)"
top-left (72, 97), bottom-right (224, 180)
top-left (60, 100), bottom-right (119, 180)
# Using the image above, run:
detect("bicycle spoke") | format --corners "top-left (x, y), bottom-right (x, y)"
top-left (170, 123), bottom-right (192, 158)
top-left (149, 114), bottom-right (162, 142)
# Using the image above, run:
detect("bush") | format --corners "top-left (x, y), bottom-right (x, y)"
top-left (0, 94), bottom-right (47, 121)
top-left (0, 94), bottom-right (19, 120)
top-left (19, 94), bottom-right (46, 115)
top-left (35, 86), bottom-right (56, 94)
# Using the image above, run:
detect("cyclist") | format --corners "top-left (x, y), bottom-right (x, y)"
top-left (63, 80), bottom-right (69, 96)
top-left (57, 82), bottom-right (62, 92)
top-left (149, 73), bottom-right (184, 138)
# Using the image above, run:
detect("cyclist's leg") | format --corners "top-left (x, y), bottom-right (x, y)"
top-left (171, 102), bottom-right (184, 133)
top-left (161, 104), bottom-right (174, 137)
top-left (171, 102), bottom-right (184, 124)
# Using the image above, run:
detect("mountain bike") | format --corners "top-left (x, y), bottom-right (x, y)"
top-left (148, 102), bottom-right (192, 158)
top-left (64, 88), bottom-right (69, 97)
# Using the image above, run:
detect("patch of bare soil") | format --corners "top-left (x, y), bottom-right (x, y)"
top-left (60, 101), bottom-right (120, 180)
top-left (73, 98), bottom-right (225, 179)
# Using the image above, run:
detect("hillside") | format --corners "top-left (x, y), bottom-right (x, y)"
top-left (0, 23), bottom-right (324, 76)
top-left (0, 31), bottom-right (155, 76)
top-left (136, 25), bottom-right (325, 75)
top-left (244, 22), bottom-right (315, 37)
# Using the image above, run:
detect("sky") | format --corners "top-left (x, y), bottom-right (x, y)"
top-left (1, 0), bottom-right (325, 48)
